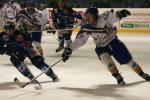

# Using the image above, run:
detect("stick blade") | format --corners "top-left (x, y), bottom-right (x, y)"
top-left (14, 78), bottom-right (25, 88)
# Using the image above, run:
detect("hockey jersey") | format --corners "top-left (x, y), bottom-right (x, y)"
top-left (3, 2), bottom-right (21, 19)
top-left (70, 10), bottom-right (121, 50)
top-left (51, 7), bottom-right (82, 29)
top-left (16, 8), bottom-right (42, 31)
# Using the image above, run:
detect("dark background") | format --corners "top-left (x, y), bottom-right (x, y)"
top-left (0, 0), bottom-right (150, 8)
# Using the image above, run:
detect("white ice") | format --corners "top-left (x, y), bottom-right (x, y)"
top-left (0, 33), bottom-right (150, 100)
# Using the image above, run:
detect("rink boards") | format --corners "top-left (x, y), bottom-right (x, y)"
top-left (0, 8), bottom-right (150, 34)
top-left (48, 8), bottom-right (150, 34)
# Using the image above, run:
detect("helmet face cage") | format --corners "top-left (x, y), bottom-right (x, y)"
top-left (85, 7), bottom-right (98, 19)
top-left (26, 0), bottom-right (35, 7)
top-left (9, 0), bottom-right (15, 4)
top-left (4, 22), bottom-right (15, 35)
top-left (0, 3), bottom-right (3, 8)
top-left (26, 0), bottom-right (35, 14)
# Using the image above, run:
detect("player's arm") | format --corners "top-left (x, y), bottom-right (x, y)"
top-left (2, 6), bottom-right (7, 18)
top-left (15, 3), bottom-right (22, 13)
top-left (51, 8), bottom-right (58, 22)
top-left (106, 9), bottom-right (131, 24)
top-left (15, 11), bottom-right (26, 29)
top-left (71, 31), bottom-right (90, 51)
top-left (51, 8), bottom-right (59, 28)
top-left (62, 26), bottom-right (90, 62)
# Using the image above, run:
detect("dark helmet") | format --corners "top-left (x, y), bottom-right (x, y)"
top-left (85, 7), bottom-right (99, 19)
top-left (26, 0), bottom-right (35, 7)
top-left (26, 0), bottom-right (35, 14)
top-left (0, 3), bottom-right (3, 8)
top-left (64, 5), bottom-right (73, 14)
top-left (9, 0), bottom-right (15, 4)
top-left (4, 22), bottom-right (15, 30)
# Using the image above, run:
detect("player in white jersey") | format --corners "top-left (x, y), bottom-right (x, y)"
top-left (3, 0), bottom-right (21, 21)
top-left (16, 0), bottom-right (45, 56)
top-left (62, 7), bottom-right (150, 85)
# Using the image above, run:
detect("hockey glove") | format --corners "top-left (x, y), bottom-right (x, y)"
top-left (116, 9), bottom-right (131, 19)
top-left (62, 47), bottom-right (72, 62)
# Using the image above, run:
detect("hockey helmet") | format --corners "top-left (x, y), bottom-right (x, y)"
top-left (85, 7), bottom-right (98, 19)
top-left (9, 0), bottom-right (15, 4)
top-left (4, 22), bottom-right (15, 36)
top-left (4, 22), bottom-right (15, 30)
top-left (26, 0), bottom-right (35, 7)
top-left (0, 3), bottom-right (3, 8)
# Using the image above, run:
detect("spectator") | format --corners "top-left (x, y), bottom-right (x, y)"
top-left (72, 0), bottom-right (80, 8)
top-left (124, 0), bottom-right (135, 8)
top-left (141, 0), bottom-right (150, 8)
top-left (93, 0), bottom-right (110, 8)
top-left (48, 0), bottom-right (57, 8)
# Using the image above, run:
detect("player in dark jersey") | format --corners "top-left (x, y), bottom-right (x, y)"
top-left (0, 22), bottom-right (59, 82)
top-left (52, 0), bottom-right (82, 52)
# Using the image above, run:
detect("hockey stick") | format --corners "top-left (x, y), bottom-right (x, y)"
top-left (28, 28), bottom-right (106, 33)
top-left (14, 62), bottom-right (42, 90)
top-left (14, 58), bottom-right (62, 89)
top-left (12, 53), bottom-right (42, 90)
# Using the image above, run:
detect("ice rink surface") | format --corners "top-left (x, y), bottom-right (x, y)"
top-left (0, 33), bottom-right (150, 100)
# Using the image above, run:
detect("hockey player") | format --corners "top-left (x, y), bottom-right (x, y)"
top-left (51, 0), bottom-right (66, 52)
top-left (16, 0), bottom-right (44, 56)
top-left (62, 7), bottom-right (150, 85)
top-left (52, 0), bottom-right (82, 53)
top-left (0, 22), bottom-right (59, 82)
top-left (3, 0), bottom-right (21, 21)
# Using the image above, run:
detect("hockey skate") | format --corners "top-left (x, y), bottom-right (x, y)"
top-left (56, 45), bottom-right (64, 53)
top-left (113, 73), bottom-right (126, 85)
top-left (27, 74), bottom-right (40, 84)
top-left (117, 77), bottom-right (126, 85)
top-left (51, 73), bottom-right (60, 82)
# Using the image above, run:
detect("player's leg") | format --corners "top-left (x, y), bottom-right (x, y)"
top-left (29, 56), bottom-right (59, 82)
top-left (95, 47), bottom-right (126, 85)
top-left (64, 30), bottom-right (72, 47)
top-left (10, 56), bottom-right (34, 80)
top-left (127, 60), bottom-right (150, 81)
top-left (56, 31), bottom-right (64, 52)
top-left (32, 41), bottom-right (43, 56)
top-left (28, 48), bottom-right (59, 82)
top-left (31, 31), bottom-right (43, 56)
top-left (111, 38), bottom-right (150, 81)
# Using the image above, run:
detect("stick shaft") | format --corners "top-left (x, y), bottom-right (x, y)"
top-left (28, 28), bottom-right (105, 33)
top-left (23, 59), bottom-right (62, 87)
